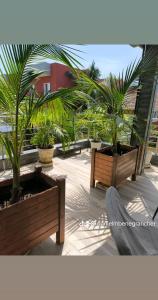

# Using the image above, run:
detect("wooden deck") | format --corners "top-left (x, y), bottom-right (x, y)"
top-left (0, 150), bottom-right (158, 255)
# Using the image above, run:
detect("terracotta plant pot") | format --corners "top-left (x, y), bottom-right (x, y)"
top-left (38, 147), bottom-right (54, 167)
top-left (0, 167), bottom-right (65, 255)
top-left (90, 145), bottom-right (139, 188)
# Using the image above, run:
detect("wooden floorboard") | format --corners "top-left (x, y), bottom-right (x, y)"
top-left (0, 149), bottom-right (158, 255)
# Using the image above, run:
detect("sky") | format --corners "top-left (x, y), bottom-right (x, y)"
top-left (0, 45), bottom-right (143, 79)
top-left (69, 45), bottom-right (143, 78)
top-left (46, 44), bottom-right (143, 78)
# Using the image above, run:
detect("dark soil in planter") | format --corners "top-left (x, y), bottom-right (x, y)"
top-left (98, 144), bottom-right (133, 157)
top-left (0, 176), bottom-right (52, 209)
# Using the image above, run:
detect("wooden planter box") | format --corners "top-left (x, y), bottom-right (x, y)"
top-left (90, 145), bottom-right (139, 188)
top-left (0, 168), bottom-right (65, 255)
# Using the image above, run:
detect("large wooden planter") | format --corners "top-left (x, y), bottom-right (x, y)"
top-left (90, 145), bottom-right (139, 188)
top-left (0, 168), bottom-right (65, 255)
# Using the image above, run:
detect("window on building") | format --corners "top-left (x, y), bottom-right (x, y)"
top-left (43, 83), bottom-right (51, 95)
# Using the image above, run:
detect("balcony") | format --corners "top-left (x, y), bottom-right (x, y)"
top-left (1, 149), bottom-right (157, 255)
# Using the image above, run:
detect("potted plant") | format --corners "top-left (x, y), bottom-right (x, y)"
top-left (31, 124), bottom-right (55, 166)
top-left (0, 44), bottom-right (79, 254)
top-left (90, 123), bottom-right (102, 149)
top-left (76, 109), bottom-right (106, 149)
top-left (70, 51), bottom-right (156, 187)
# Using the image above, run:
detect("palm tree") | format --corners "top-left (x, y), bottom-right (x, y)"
top-left (80, 51), bottom-right (158, 153)
top-left (85, 60), bottom-right (101, 80)
top-left (0, 44), bottom-right (81, 203)
top-left (54, 48), bottom-right (157, 154)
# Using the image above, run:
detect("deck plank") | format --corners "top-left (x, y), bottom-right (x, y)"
top-left (0, 150), bottom-right (158, 255)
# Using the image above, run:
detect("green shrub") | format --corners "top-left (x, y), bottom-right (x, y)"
top-left (31, 125), bottom-right (55, 149)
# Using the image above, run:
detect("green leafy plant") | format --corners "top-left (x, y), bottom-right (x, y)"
top-left (30, 125), bottom-right (55, 149)
top-left (69, 49), bottom-right (158, 154)
top-left (148, 123), bottom-right (158, 148)
top-left (76, 109), bottom-right (109, 142)
top-left (61, 132), bottom-right (71, 151)
top-left (0, 44), bottom-right (80, 203)
top-left (84, 60), bottom-right (101, 80)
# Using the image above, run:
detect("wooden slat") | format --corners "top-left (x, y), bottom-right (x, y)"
top-left (95, 152), bottom-right (113, 162)
top-left (95, 174), bottom-right (111, 186)
top-left (117, 157), bottom-right (136, 167)
top-left (117, 156), bottom-right (136, 167)
top-left (0, 217), bottom-right (59, 251)
top-left (117, 161), bottom-right (136, 174)
top-left (95, 173), bottom-right (112, 182)
top-left (19, 225), bottom-right (59, 255)
top-left (94, 165), bottom-right (112, 176)
top-left (117, 168), bottom-right (135, 181)
top-left (117, 149), bottom-right (137, 164)
top-left (94, 159), bottom-right (113, 169)
top-left (0, 186), bottom-right (58, 219)
top-left (0, 205), bottom-right (59, 238)
top-left (95, 157), bottom-right (113, 167)
top-left (0, 197), bottom-right (58, 228)
top-left (1, 224), bottom-right (59, 255)
top-left (94, 173), bottom-right (112, 182)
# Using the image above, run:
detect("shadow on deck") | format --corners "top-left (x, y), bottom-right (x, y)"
top-left (0, 151), bottom-right (158, 255)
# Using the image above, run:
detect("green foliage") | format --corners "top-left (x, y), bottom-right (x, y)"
top-left (30, 124), bottom-right (55, 149)
top-left (148, 123), bottom-right (158, 148)
top-left (0, 44), bottom-right (80, 203)
top-left (61, 132), bottom-right (71, 151)
top-left (75, 109), bottom-right (110, 142)
top-left (84, 60), bottom-right (101, 80)
top-left (70, 49), bottom-right (157, 153)
top-left (61, 112), bottom-right (76, 142)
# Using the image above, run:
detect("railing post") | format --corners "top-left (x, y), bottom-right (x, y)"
top-left (56, 176), bottom-right (66, 244)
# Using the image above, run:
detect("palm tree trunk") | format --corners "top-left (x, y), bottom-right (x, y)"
top-left (10, 101), bottom-right (22, 204)
top-left (112, 118), bottom-right (118, 154)
top-left (10, 162), bottom-right (21, 204)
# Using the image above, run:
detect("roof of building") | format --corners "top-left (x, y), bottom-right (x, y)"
top-left (31, 62), bottom-right (50, 75)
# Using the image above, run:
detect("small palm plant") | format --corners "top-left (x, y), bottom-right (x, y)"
top-left (0, 44), bottom-right (80, 204)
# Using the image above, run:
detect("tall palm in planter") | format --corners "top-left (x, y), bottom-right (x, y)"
top-left (59, 50), bottom-right (157, 187)
top-left (0, 44), bottom-right (80, 254)
top-left (84, 55), bottom-right (157, 187)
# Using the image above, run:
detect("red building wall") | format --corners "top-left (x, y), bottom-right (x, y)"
top-left (35, 63), bottom-right (74, 95)
top-left (35, 75), bottom-right (51, 95)
top-left (51, 63), bottom-right (74, 90)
